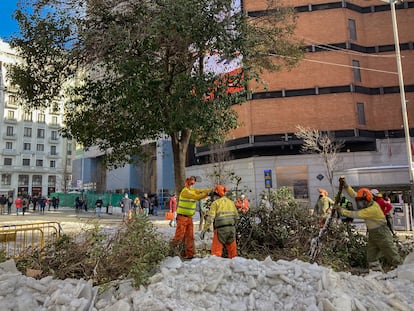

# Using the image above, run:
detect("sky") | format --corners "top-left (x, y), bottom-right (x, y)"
top-left (0, 1), bottom-right (19, 41)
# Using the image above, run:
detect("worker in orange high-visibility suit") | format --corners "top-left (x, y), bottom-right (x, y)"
top-left (235, 194), bottom-right (249, 213)
top-left (172, 176), bottom-right (210, 259)
top-left (200, 185), bottom-right (239, 258)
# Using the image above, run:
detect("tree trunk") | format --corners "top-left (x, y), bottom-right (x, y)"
top-left (170, 129), bottom-right (192, 195)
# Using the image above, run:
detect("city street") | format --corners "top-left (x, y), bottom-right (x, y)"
top-left (0, 207), bottom-right (174, 234)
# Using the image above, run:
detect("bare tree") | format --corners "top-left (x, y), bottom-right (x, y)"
top-left (295, 125), bottom-right (344, 195)
top-left (205, 144), bottom-right (234, 185)
top-left (204, 144), bottom-right (242, 197)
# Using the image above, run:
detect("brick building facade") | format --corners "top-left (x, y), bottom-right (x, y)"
top-left (188, 0), bottom-right (414, 207)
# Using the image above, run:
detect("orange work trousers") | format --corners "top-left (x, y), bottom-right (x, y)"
top-left (172, 214), bottom-right (194, 258)
top-left (211, 229), bottom-right (237, 259)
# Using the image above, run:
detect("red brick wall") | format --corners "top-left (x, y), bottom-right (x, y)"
top-left (232, 1), bottom-right (414, 138)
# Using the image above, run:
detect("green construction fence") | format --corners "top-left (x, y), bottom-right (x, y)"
top-left (50, 192), bottom-right (138, 209)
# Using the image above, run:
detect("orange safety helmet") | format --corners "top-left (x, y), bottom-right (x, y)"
top-left (318, 188), bottom-right (328, 197)
top-left (356, 188), bottom-right (373, 202)
top-left (213, 185), bottom-right (228, 197)
top-left (185, 176), bottom-right (196, 187)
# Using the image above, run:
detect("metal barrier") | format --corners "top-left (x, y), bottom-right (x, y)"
top-left (0, 222), bottom-right (62, 258)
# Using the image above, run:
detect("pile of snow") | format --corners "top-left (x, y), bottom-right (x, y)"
top-left (1, 252), bottom-right (413, 310)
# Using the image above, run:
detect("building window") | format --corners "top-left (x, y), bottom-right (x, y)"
top-left (48, 175), bottom-right (56, 186)
top-left (37, 144), bottom-right (44, 151)
top-left (352, 60), bottom-right (361, 82)
top-left (67, 143), bottom-right (72, 155)
top-left (22, 159), bottom-right (30, 166)
top-left (32, 175), bottom-right (42, 186)
top-left (7, 110), bottom-right (15, 119)
top-left (4, 158), bottom-right (12, 166)
top-left (51, 131), bottom-right (59, 140)
top-left (24, 127), bottom-right (32, 137)
top-left (276, 166), bottom-right (309, 199)
top-left (51, 116), bottom-right (58, 125)
top-left (51, 103), bottom-right (59, 114)
top-left (8, 95), bottom-right (16, 106)
top-left (50, 160), bottom-right (56, 168)
top-left (66, 158), bottom-right (72, 166)
top-left (6, 142), bottom-right (13, 150)
top-left (357, 102), bottom-right (366, 125)
top-left (6, 126), bottom-right (14, 136)
top-left (37, 128), bottom-right (45, 138)
top-left (38, 113), bottom-right (45, 123)
top-left (23, 111), bottom-right (33, 122)
top-left (50, 145), bottom-right (57, 155)
top-left (36, 159), bottom-right (43, 167)
top-left (18, 175), bottom-right (29, 186)
top-left (1, 174), bottom-right (11, 186)
top-left (24, 143), bottom-right (31, 151)
top-left (348, 19), bottom-right (357, 41)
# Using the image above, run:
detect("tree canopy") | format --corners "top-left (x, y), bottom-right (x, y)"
top-left (8, 0), bottom-right (303, 192)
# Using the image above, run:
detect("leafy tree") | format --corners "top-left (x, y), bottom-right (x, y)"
top-left (295, 125), bottom-right (344, 195)
top-left (8, 0), bottom-right (303, 193)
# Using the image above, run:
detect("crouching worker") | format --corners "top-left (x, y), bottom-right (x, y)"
top-left (200, 185), bottom-right (239, 259)
top-left (338, 177), bottom-right (402, 272)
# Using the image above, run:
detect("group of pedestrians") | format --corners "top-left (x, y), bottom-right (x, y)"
top-left (0, 194), bottom-right (58, 216)
top-left (0, 194), bottom-right (13, 215)
top-left (91, 192), bottom-right (161, 220)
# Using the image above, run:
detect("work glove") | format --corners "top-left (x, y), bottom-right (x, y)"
top-left (200, 231), bottom-right (205, 240)
top-left (339, 176), bottom-right (348, 188)
top-left (333, 206), bottom-right (342, 215)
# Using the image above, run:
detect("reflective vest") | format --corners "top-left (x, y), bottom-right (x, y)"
top-left (177, 188), bottom-right (197, 216)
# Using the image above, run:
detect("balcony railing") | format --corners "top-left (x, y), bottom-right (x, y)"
top-left (3, 134), bottom-right (16, 140)
top-left (3, 118), bottom-right (17, 124)
top-left (1, 149), bottom-right (17, 156)
top-left (48, 137), bottom-right (60, 144)
top-left (48, 123), bottom-right (60, 129)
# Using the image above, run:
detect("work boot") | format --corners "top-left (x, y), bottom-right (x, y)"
top-left (368, 261), bottom-right (384, 273)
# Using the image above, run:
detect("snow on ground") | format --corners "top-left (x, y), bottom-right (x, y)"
top-left (1, 215), bottom-right (413, 310)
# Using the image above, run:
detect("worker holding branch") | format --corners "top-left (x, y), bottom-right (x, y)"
top-left (337, 176), bottom-right (401, 272)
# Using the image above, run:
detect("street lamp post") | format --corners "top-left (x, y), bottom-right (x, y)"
top-left (380, 0), bottom-right (414, 184)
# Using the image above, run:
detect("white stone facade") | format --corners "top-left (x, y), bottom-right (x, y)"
top-left (0, 39), bottom-right (72, 198)
top-left (187, 138), bottom-right (411, 208)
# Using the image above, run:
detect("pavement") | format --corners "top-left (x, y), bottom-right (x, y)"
top-left (0, 206), bottom-right (175, 233)
top-left (1, 207), bottom-right (411, 238)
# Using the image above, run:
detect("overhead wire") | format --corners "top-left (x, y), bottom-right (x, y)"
top-left (269, 53), bottom-right (398, 75)
top-left (298, 36), bottom-right (397, 58)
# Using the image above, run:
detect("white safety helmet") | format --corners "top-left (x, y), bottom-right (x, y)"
top-left (370, 189), bottom-right (382, 198)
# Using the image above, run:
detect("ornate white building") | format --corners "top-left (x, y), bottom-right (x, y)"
top-left (0, 39), bottom-right (72, 198)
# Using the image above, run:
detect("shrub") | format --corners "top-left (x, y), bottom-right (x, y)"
top-left (15, 215), bottom-right (169, 287)
top-left (237, 187), bottom-right (368, 270)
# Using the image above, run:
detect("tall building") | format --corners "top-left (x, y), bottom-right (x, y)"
top-left (187, 0), bottom-right (414, 207)
top-left (0, 39), bottom-right (72, 198)
top-left (71, 138), bottom-right (175, 199)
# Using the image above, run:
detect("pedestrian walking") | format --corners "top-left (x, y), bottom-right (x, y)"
top-left (7, 195), bottom-right (13, 214)
top-left (15, 196), bottom-right (23, 216)
top-left (95, 197), bottom-right (103, 219)
top-left (168, 193), bottom-right (177, 227)
top-left (0, 194), bottom-right (7, 215)
top-left (141, 193), bottom-right (151, 216)
top-left (121, 194), bottom-right (133, 221)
